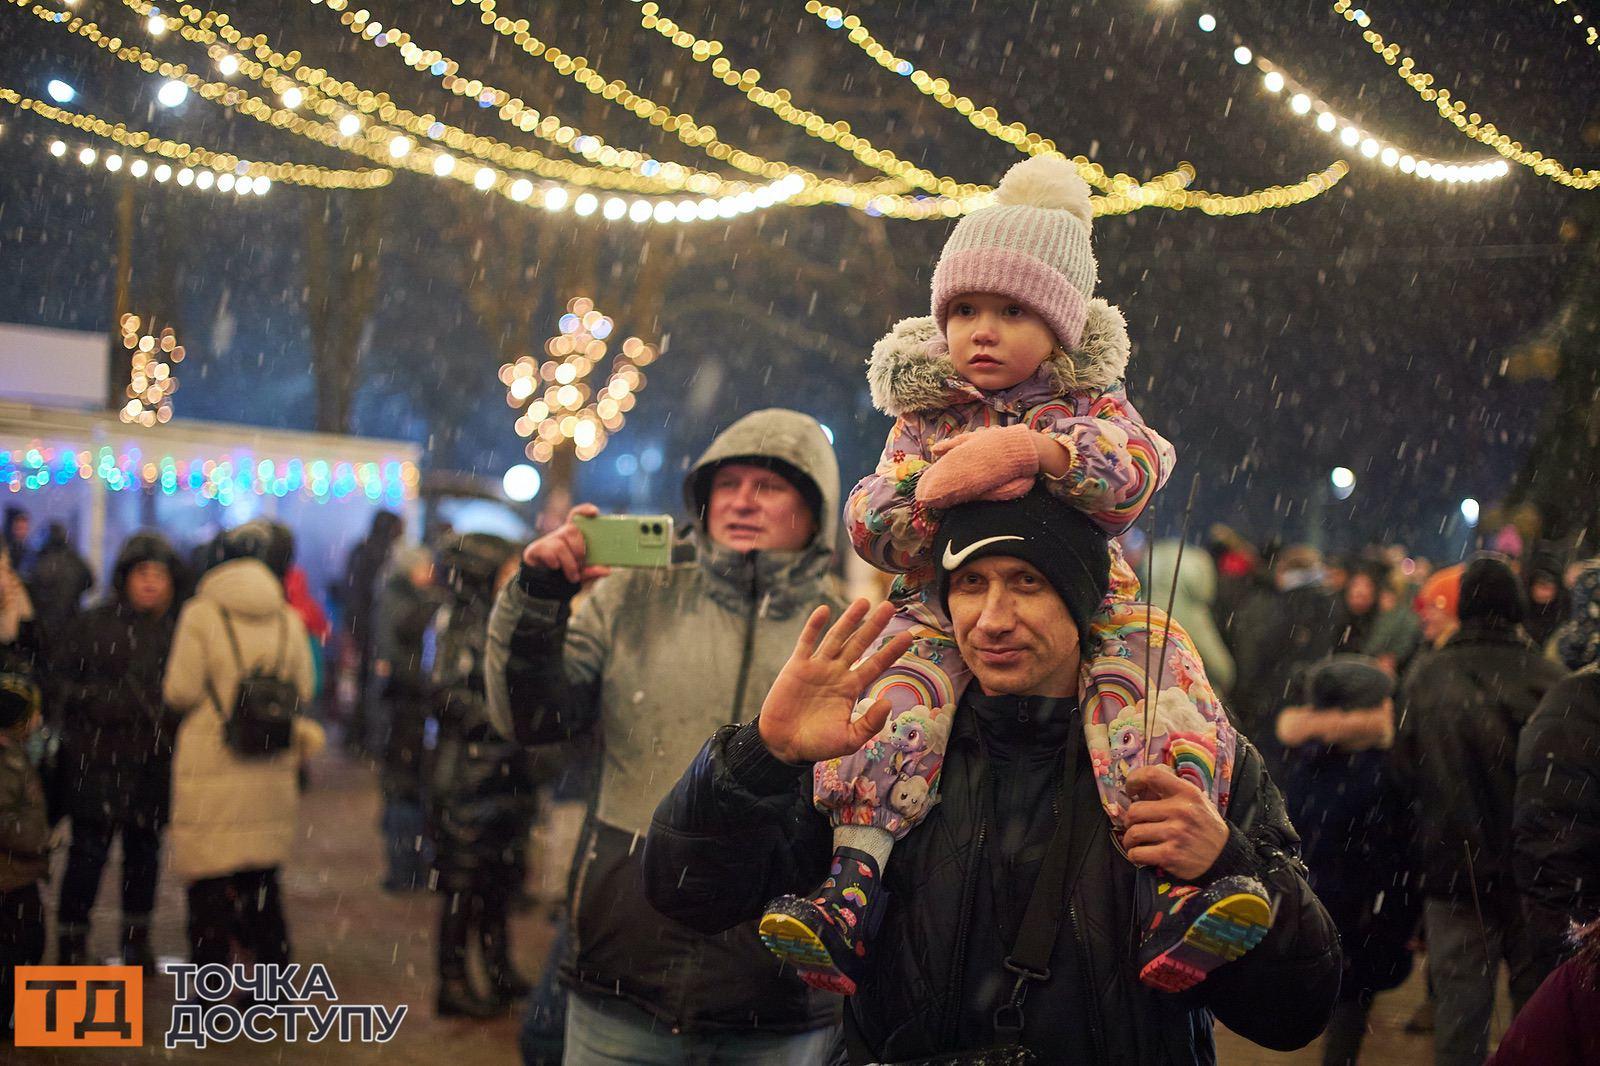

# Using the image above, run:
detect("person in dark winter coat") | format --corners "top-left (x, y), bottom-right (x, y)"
top-left (0, 672), bottom-right (47, 1044)
top-left (1549, 556), bottom-right (1600, 671)
top-left (3, 507), bottom-right (31, 577)
top-left (643, 494), bottom-right (1341, 1065)
top-left (340, 510), bottom-right (404, 751)
top-left (1392, 554), bottom-right (1570, 1066)
top-left (1230, 545), bottom-right (1342, 754)
top-left (1276, 656), bottom-right (1420, 1066)
top-left (26, 522), bottom-right (93, 645)
top-left (1513, 558), bottom-right (1600, 979)
top-left (1486, 916), bottom-right (1600, 1066)
top-left (426, 534), bottom-right (535, 1018)
top-left (51, 532), bottom-right (186, 969)
top-left (485, 409), bottom-right (847, 1063)
top-left (374, 545), bottom-right (440, 893)
top-left (1521, 549), bottom-right (1570, 651)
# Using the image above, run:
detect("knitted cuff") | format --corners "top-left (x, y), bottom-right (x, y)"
top-left (517, 562), bottom-right (581, 602)
top-left (725, 720), bottom-right (810, 797)
top-left (1199, 823), bottom-right (1261, 884)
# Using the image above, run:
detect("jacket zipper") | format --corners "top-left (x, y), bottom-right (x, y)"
top-left (943, 748), bottom-right (987, 1048)
top-left (729, 552), bottom-right (760, 721)
top-left (1066, 898), bottom-right (1106, 1060)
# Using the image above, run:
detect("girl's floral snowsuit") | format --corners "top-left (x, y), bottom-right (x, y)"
top-left (814, 313), bottom-right (1239, 836)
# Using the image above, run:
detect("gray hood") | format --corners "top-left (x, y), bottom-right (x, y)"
top-left (683, 408), bottom-right (840, 550)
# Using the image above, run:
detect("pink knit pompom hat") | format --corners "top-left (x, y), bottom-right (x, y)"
top-left (931, 155), bottom-right (1097, 349)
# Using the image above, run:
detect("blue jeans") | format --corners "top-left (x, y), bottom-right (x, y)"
top-left (380, 797), bottom-right (431, 891)
top-left (563, 992), bottom-right (842, 1066)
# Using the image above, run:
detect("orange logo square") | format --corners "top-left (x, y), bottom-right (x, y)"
top-left (13, 966), bottom-right (143, 1047)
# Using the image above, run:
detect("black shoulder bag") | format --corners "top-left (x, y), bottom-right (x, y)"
top-left (205, 608), bottom-right (298, 758)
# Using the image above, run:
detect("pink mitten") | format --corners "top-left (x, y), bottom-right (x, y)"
top-left (915, 424), bottom-right (1040, 509)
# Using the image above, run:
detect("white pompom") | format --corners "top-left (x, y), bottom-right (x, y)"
top-left (993, 156), bottom-right (1092, 228)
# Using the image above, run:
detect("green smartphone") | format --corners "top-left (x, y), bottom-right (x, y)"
top-left (574, 514), bottom-right (675, 568)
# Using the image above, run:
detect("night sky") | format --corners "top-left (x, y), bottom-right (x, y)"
top-left (1, 0), bottom-right (1594, 558)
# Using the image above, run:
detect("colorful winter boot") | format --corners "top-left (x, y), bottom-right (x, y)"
top-left (1135, 868), bottom-right (1272, 992)
top-left (758, 847), bottom-right (886, 996)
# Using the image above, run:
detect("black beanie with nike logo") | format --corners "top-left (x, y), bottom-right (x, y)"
top-left (933, 486), bottom-right (1112, 639)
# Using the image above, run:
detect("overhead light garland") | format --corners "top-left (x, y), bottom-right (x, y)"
top-left (768, 1), bottom-right (1350, 212)
top-left (500, 297), bottom-right (659, 465)
top-left (1189, 9), bottom-right (1508, 184)
top-left (1549, 0), bottom-right (1600, 55)
top-left (0, 442), bottom-right (418, 503)
top-left (116, 315), bottom-right (183, 426)
top-left (12, 3), bottom-right (805, 220)
top-left (0, 82), bottom-right (386, 187)
top-left (40, 132), bottom-right (275, 194)
top-left (1333, 0), bottom-right (1598, 190)
top-left (12, 1), bottom-right (1349, 218)
top-left (141, 0), bottom-right (794, 198)
top-left (286, 0), bottom-right (895, 201)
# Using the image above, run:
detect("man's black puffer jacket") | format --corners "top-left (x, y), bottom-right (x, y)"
top-left (1392, 623), bottom-right (1569, 901)
top-left (643, 690), bottom-right (1341, 1064)
top-left (1514, 668), bottom-right (1600, 974)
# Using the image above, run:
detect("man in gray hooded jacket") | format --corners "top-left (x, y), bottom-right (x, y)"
top-left (486, 408), bottom-right (844, 1062)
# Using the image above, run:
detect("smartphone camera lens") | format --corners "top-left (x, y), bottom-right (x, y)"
top-left (652, 523), bottom-right (663, 535)
top-left (640, 523), bottom-right (650, 534)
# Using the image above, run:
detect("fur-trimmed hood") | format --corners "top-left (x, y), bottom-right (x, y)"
top-left (866, 299), bottom-right (1132, 417)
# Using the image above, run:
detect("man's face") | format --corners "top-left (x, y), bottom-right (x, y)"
top-left (1419, 605), bottom-right (1456, 645)
top-left (947, 556), bottom-right (1081, 698)
top-left (1530, 575), bottom-right (1558, 606)
top-left (706, 463), bottom-right (816, 553)
top-left (126, 561), bottom-right (174, 615)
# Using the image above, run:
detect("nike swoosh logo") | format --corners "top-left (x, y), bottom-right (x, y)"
top-left (941, 534), bottom-right (1024, 571)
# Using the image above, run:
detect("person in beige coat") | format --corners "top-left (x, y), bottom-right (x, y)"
top-left (162, 522), bottom-right (323, 969)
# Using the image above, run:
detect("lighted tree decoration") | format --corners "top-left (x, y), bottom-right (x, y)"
top-left (499, 297), bottom-right (659, 466)
top-left (117, 314), bottom-right (184, 426)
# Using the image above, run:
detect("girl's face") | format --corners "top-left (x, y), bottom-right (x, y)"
top-left (945, 293), bottom-right (1057, 391)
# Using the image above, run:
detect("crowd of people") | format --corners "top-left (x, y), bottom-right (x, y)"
top-left (0, 151), bottom-right (1596, 1066)
top-left (0, 505), bottom-right (563, 1041)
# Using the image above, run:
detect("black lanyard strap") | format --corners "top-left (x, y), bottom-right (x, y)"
top-left (977, 722), bottom-right (1080, 1044)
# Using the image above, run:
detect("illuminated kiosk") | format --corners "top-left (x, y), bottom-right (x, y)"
top-left (0, 322), bottom-right (421, 600)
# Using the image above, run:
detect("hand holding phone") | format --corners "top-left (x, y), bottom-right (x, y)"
top-left (522, 504), bottom-right (613, 585)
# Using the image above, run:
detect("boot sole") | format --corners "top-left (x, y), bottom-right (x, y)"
top-left (1139, 892), bottom-right (1272, 993)
top-left (758, 910), bottom-right (859, 996)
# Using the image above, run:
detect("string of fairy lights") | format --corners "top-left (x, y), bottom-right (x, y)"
top-left (7, 0), bottom-right (1589, 233)
top-left (42, 131), bottom-right (275, 195)
top-left (1332, 0), bottom-right (1598, 190)
top-left (15, 0), bottom-right (1188, 219)
top-left (11, 1), bottom-right (810, 220)
top-left (0, 83), bottom-right (387, 187)
top-left (137, 0), bottom-right (783, 198)
top-left (1182, 9), bottom-right (1510, 184)
top-left (1549, 0), bottom-right (1599, 58)
top-left (12, 0), bottom-right (1348, 218)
